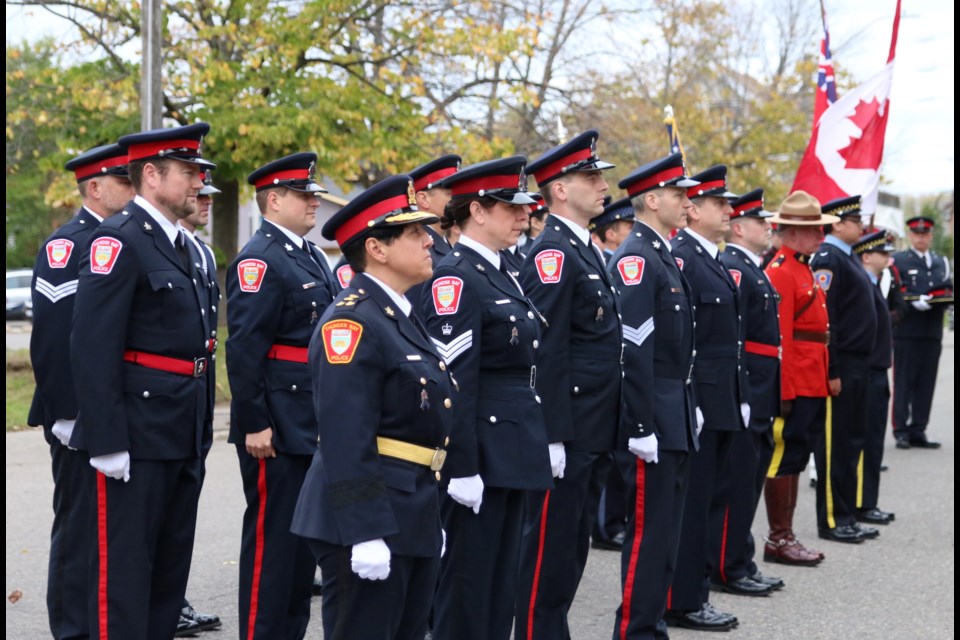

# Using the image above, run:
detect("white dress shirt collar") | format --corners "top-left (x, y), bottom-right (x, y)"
top-left (363, 272), bottom-right (413, 317)
top-left (684, 226), bottom-right (719, 259)
top-left (458, 233), bottom-right (502, 270)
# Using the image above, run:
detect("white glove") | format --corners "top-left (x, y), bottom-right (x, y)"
top-left (441, 529), bottom-right (447, 557)
top-left (911, 294), bottom-right (932, 311)
top-left (90, 451), bottom-right (131, 482)
top-left (695, 407), bottom-right (705, 436)
top-left (51, 419), bottom-right (76, 448)
top-left (447, 474), bottom-right (484, 514)
top-left (628, 434), bottom-right (658, 464)
top-left (548, 442), bottom-right (566, 479)
top-left (350, 538), bottom-right (391, 580)
top-left (740, 403), bottom-right (751, 428)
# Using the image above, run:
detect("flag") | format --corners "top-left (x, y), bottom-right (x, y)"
top-left (814, 1), bottom-right (838, 124)
top-left (663, 105), bottom-right (686, 165)
top-left (792, 0), bottom-right (902, 216)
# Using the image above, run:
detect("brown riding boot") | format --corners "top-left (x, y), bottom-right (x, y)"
top-left (763, 475), bottom-right (822, 566)
top-left (787, 473), bottom-right (825, 560)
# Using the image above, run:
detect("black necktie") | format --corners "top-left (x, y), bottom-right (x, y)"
top-left (175, 232), bottom-right (191, 272)
top-left (499, 261), bottom-right (521, 293)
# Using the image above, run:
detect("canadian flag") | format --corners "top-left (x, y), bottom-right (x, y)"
top-left (792, 0), bottom-right (901, 215)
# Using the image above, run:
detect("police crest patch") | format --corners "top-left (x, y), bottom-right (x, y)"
top-left (616, 256), bottom-right (645, 286)
top-left (336, 264), bottom-right (354, 289)
top-left (814, 269), bottom-right (833, 291)
top-left (432, 277), bottom-right (464, 315)
top-left (46, 238), bottom-right (75, 269)
top-left (534, 249), bottom-right (564, 284)
top-left (89, 237), bottom-right (123, 275)
top-left (322, 319), bottom-right (363, 364)
top-left (729, 269), bottom-right (742, 287)
top-left (237, 259), bottom-right (268, 293)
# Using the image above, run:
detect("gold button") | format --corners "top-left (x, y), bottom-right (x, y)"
top-left (444, 437), bottom-right (450, 446)
top-left (444, 398), bottom-right (452, 409)
top-left (439, 362), bottom-right (446, 371)
top-left (420, 377), bottom-right (427, 385)
top-left (435, 471), bottom-right (442, 481)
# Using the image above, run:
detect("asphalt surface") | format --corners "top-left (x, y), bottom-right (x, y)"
top-left (6, 332), bottom-right (955, 639)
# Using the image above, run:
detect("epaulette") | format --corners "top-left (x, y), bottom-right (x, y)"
top-left (334, 287), bottom-right (370, 308)
top-left (771, 254), bottom-right (786, 268)
top-left (793, 252), bottom-right (809, 265)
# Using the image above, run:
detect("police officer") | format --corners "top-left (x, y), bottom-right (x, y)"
top-left (811, 195), bottom-right (880, 543)
top-left (514, 130), bottom-right (622, 640)
top-left (891, 215), bottom-right (951, 449)
top-left (28, 142), bottom-right (133, 640)
top-left (226, 152), bottom-right (338, 639)
top-left (853, 230), bottom-right (901, 525)
top-left (607, 152), bottom-right (699, 639)
top-left (763, 191), bottom-right (835, 563)
top-left (590, 195), bottom-right (635, 263)
top-left (291, 175), bottom-right (454, 640)
top-left (419, 157), bottom-right (552, 640)
top-left (665, 165), bottom-right (745, 631)
top-left (712, 189), bottom-right (785, 596)
top-left (71, 123), bottom-right (215, 639)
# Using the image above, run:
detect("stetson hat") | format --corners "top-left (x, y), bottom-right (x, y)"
top-left (767, 190), bottom-right (840, 226)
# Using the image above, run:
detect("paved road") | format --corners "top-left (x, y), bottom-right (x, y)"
top-left (5, 321), bottom-right (31, 351)
top-left (6, 334), bottom-right (955, 639)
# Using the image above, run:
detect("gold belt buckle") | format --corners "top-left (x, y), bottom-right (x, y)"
top-left (430, 448), bottom-right (447, 471)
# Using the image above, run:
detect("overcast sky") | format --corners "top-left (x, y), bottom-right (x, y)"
top-left (6, 0), bottom-right (954, 197)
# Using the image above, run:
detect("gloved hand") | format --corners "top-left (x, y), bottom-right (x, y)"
top-left (695, 407), bottom-right (705, 436)
top-left (911, 294), bottom-right (933, 311)
top-left (740, 403), bottom-right (751, 428)
top-left (51, 419), bottom-right (76, 448)
top-left (548, 442), bottom-right (566, 479)
top-left (447, 474), bottom-right (484, 514)
top-left (90, 451), bottom-right (131, 482)
top-left (441, 529), bottom-right (447, 557)
top-left (350, 538), bottom-right (391, 580)
top-left (628, 434), bottom-right (658, 464)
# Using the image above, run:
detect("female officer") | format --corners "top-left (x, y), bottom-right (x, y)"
top-left (291, 174), bottom-right (455, 640)
top-left (420, 157), bottom-right (554, 640)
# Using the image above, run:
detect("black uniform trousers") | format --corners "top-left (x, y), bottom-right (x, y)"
top-left (309, 540), bottom-right (439, 640)
top-left (710, 423), bottom-right (774, 584)
top-left (821, 352), bottom-right (869, 529)
top-left (236, 448), bottom-right (314, 640)
top-left (45, 431), bottom-right (93, 640)
top-left (88, 458), bottom-right (202, 640)
top-left (593, 450), bottom-right (631, 545)
top-left (666, 430), bottom-right (733, 612)
top-left (613, 450), bottom-right (689, 640)
top-left (434, 487), bottom-right (524, 640)
top-left (860, 368), bottom-right (891, 511)
top-left (893, 338), bottom-right (942, 441)
top-left (515, 449), bottom-right (612, 640)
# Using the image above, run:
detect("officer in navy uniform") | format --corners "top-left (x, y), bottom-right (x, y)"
top-left (590, 195), bottom-right (635, 263)
top-left (28, 143), bottom-right (133, 640)
top-left (514, 130), bottom-right (623, 640)
top-left (607, 152), bottom-right (700, 639)
top-left (665, 165), bottom-right (746, 631)
top-left (291, 174), bottom-right (455, 640)
top-left (70, 123), bottom-right (215, 639)
top-left (810, 195), bottom-right (880, 544)
top-left (225, 152), bottom-right (339, 639)
top-left (711, 189), bottom-right (785, 596)
top-left (853, 230), bottom-right (901, 525)
top-left (891, 215), bottom-right (951, 449)
top-left (419, 157), bottom-right (552, 640)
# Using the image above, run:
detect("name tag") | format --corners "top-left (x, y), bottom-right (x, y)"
top-left (588, 274), bottom-right (601, 280)
top-left (495, 299), bottom-right (511, 305)
top-left (907, 270), bottom-right (918, 275)
top-left (302, 281), bottom-right (317, 289)
top-left (406, 355), bottom-right (422, 361)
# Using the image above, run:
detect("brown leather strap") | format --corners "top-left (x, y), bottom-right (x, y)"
top-left (793, 330), bottom-right (829, 344)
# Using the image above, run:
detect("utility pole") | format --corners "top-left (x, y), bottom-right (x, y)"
top-left (141, 0), bottom-right (163, 130)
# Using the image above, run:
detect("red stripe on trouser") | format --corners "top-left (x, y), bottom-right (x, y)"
top-left (526, 490), bottom-right (551, 640)
top-left (246, 459), bottom-right (268, 640)
top-left (619, 461), bottom-right (647, 640)
top-left (719, 505), bottom-right (730, 583)
top-left (96, 472), bottom-right (109, 640)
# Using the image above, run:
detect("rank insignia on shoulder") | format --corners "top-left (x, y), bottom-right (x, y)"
top-left (441, 322), bottom-right (453, 336)
top-left (652, 239), bottom-right (660, 249)
top-left (385, 306), bottom-right (395, 317)
top-left (143, 222), bottom-right (152, 231)
top-left (284, 243), bottom-right (294, 251)
top-left (475, 263), bottom-right (485, 272)
top-left (237, 259), bottom-right (268, 293)
top-left (321, 319), bottom-right (363, 364)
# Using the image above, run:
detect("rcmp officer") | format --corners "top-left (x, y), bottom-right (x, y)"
top-left (290, 175), bottom-right (455, 640)
top-left (226, 152), bottom-right (339, 639)
top-left (28, 142), bottom-right (133, 640)
top-left (891, 215), bottom-right (951, 449)
top-left (419, 157), bottom-right (552, 640)
top-left (607, 152), bottom-right (699, 639)
top-left (665, 165), bottom-right (745, 631)
top-left (70, 123), bottom-right (215, 639)
top-left (514, 130), bottom-right (623, 640)
top-left (853, 230), bottom-right (901, 525)
top-left (810, 195), bottom-right (880, 543)
top-left (712, 189), bottom-right (785, 596)
top-left (763, 191), bottom-right (835, 564)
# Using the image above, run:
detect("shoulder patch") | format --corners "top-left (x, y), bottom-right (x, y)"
top-left (89, 237), bottom-right (123, 275)
top-left (729, 269), bottom-right (742, 287)
top-left (814, 269), bottom-right (833, 291)
top-left (321, 319), bottom-right (363, 364)
top-left (675, 257), bottom-right (685, 271)
top-left (336, 263), bottom-right (354, 288)
top-left (237, 259), bottom-right (268, 293)
top-left (46, 238), bottom-right (75, 269)
top-left (616, 256), bottom-right (645, 286)
top-left (534, 249), bottom-right (565, 284)
top-left (432, 276), bottom-right (464, 315)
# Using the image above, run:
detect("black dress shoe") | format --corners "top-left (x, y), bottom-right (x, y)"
top-left (175, 615), bottom-right (201, 637)
top-left (591, 530), bottom-right (625, 551)
top-left (181, 601), bottom-right (222, 631)
top-left (894, 436), bottom-right (911, 449)
top-left (749, 571), bottom-right (785, 591)
top-left (665, 603), bottom-right (736, 631)
top-left (880, 464), bottom-right (889, 472)
top-left (857, 507), bottom-right (893, 525)
top-left (851, 522), bottom-right (880, 539)
top-left (710, 576), bottom-right (772, 597)
top-left (818, 525), bottom-right (864, 543)
top-left (313, 577), bottom-right (323, 596)
top-left (909, 436), bottom-right (941, 449)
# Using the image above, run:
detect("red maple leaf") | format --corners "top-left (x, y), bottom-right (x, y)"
top-left (838, 97), bottom-right (890, 170)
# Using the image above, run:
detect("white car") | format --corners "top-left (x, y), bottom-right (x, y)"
top-left (6, 269), bottom-right (33, 321)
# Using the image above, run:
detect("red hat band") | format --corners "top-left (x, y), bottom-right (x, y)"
top-left (414, 167), bottom-right (457, 192)
top-left (732, 199), bottom-right (763, 218)
top-left (626, 166), bottom-right (684, 197)
top-left (451, 174), bottom-right (521, 197)
top-left (533, 148), bottom-right (593, 185)
top-left (334, 195), bottom-right (412, 247)
top-left (688, 179), bottom-right (725, 197)
top-left (254, 169), bottom-right (311, 190)
top-left (73, 154), bottom-right (128, 181)
top-left (127, 138), bottom-right (201, 163)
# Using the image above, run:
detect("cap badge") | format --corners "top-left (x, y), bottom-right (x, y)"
top-left (307, 160), bottom-right (316, 182)
top-left (407, 180), bottom-right (417, 206)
